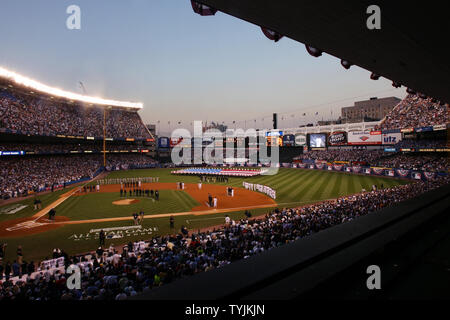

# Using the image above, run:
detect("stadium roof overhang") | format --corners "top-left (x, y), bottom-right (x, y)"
top-left (192, 0), bottom-right (450, 104)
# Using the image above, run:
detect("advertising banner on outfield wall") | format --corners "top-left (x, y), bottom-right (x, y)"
top-left (328, 131), bottom-right (347, 146)
top-left (396, 169), bottom-right (410, 177)
top-left (372, 167), bottom-right (385, 175)
top-left (316, 163), bottom-right (326, 169)
top-left (415, 126), bottom-right (434, 133)
top-left (282, 134), bottom-right (295, 146)
top-left (158, 137), bottom-right (170, 149)
top-left (266, 136), bottom-right (282, 146)
top-left (295, 134), bottom-right (307, 146)
top-left (382, 132), bottom-right (402, 145)
top-left (0, 151), bottom-right (26, 156)
top-left (348, 130), bottom-right (382, 145)
top-left (291, 162), bottom-right (446, 181)
top-left (433, 124), bottom-right (447, 131)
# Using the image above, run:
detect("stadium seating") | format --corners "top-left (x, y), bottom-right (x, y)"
top-left (295, 149), bottom-right (449, 173)
top-left (0, 78), bottom-right (449, 301)
top-left (0, 142), bottom-right (144, 154)
top-left (1, 176), bottom-right (448, 300)
top-left (0, 80), bottom-right (159, 200)
top-left (377, 94), bottom-right (449, 130)
top-left (0, 154), bottom-right (158, 199)
top-left (0, 87), bottom-right (151, 139)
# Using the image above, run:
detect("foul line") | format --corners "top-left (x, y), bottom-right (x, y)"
top-left (186, 217), bottom-right (225, 224)
top-left (48, 203), bottom-right (279, 226)
top-left (9, 200), bottom-right (336, 230)
top-left (31, 180), bottom-right (97, 222)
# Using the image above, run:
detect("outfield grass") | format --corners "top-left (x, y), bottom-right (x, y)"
top-left (0, 187), bottom-right (77, 222)
top-left (0, 168), bottom-right (410, 263)
top-left (0, 208), bottom-right (267, 263)
top-left (105, 167), bottom-right (410, 206)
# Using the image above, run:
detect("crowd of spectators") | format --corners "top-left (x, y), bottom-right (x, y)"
top-left (295, 149), bottom-right (449, 172)
top-left (0, 142), bottom-right (149, 154)
top-left (105, 154), bottom-right (158, 171)
top-left (374, 153), bottom-right (449, 172)
top-left (0, 88), bottom-right (151, 139)
top-left (0, 154), bottom-right (158, 199)
top-left (393, 139), bottom-right (449, 149)
top-left (0, 155), bottom-right (101, 199)
top-left (377, 94), bottom-right (449, 130)
top-left (0, 176), bottom-right (448, 300)
top-left (294, 149), bottom-right (385, 163)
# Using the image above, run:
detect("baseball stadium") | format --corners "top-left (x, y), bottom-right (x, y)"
top-left (0, 1), bottom-right (449, 302)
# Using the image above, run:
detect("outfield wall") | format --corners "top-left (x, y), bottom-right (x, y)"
top-left (105, 161), bottom-right (447, 182)
top-left (26, 167), bottom-right (105, 195)
top-left (289, 161), bottom-right (447, 181)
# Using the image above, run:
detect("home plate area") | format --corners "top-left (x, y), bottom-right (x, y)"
top-left (5, 220), bottom-right (47, 231)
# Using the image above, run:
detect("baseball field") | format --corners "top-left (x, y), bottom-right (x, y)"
top-left (0, 168), bottom-right (410, 263)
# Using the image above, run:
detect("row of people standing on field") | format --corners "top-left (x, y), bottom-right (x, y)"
top-left (132, 210), bottom-right (146, 226)
top-left (122, 181), bottom-right (142, 188)
top-left (98, 177), bottom-right (159, 185)
top-left (82, 184), bottom-right (100, 193)
top-left (33, 198), bottom-right (42, 210)
top-left (120, 188), bottom-right (159, 200)
top-left (177, 182), bottom-right (185, 190)
top-left (207, 193), bottom-right (218, 208)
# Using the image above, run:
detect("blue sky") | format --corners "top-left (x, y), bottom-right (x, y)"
top-left (0, 0), bottom-right (405, 135)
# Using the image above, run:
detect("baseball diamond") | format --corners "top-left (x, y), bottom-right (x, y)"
top-left (0, 1), bottom-right (449, 302)
top-left (0, 166), bottom-right (413, 261)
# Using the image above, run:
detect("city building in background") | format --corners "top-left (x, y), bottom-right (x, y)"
top-left (341, 96), bottom-right (401, 123)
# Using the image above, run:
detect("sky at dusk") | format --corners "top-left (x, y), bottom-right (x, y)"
top-left (0, 0), bottom-right (406, 135)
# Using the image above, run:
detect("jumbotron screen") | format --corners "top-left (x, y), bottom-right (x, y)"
top-left (309, 133), bottom-right (327, 148)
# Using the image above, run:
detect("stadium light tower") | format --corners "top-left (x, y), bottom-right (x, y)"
top-left (79, 81), bottom-right (107, 167)
top-left (103, 107), bottom-right (111, 167)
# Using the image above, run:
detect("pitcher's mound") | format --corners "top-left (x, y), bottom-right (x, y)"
top-left (112, 199), bottom-right (140, 205)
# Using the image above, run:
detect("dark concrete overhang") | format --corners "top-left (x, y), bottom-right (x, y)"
top-left (192, 0), bottom-right (450, 103)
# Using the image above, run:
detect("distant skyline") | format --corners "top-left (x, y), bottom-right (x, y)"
top-left (0, 0), bottom-right (406, 135)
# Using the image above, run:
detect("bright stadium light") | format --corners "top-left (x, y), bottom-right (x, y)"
top-left (0, 66), bottom-right (143, 109)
